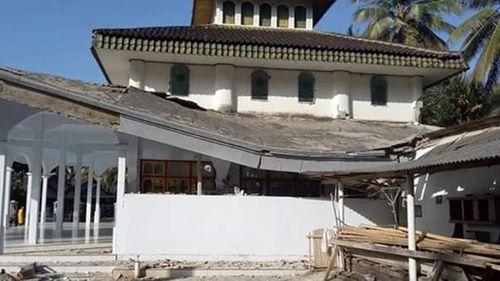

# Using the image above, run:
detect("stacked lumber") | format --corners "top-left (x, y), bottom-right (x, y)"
top-left (337, 226), bottom-right (500, 260)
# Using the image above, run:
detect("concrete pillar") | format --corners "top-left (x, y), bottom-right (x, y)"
top-left (196, 155), bottom-right (203, 196)
top-left (126, 136), bottom-right (140, 193)
top-left (72, 152), bottom-right (83, 229)
top-left (214, 0), bottom-right (223, 24)
top-left (3, 167), bottom-right (12, 230)
top-left (214, 65), bottom-right (235, 112)
top-left (85, 156), bottom-right (94, 230)
top-left (24, 172), bottom-right (33, 239)
top-left (235, 3), bottom-right (242, 25)
top-left (271, 5), bottom-right (278, 28)
top-left (114, 155), bottom-right (127, 253)
top-left (407, 173), bottom-right (417, 281)
top-left (94, 177), bottom-right (101, 227)
top-left (338, 181), bottom-right (345, 225)
top-left (129, 60), bottom-right (145, 90)
top-left (0, 154), bottom-right (7, 254)
top-left (411, 76), bottom-right (423, 124)
top-left (55, 146), bottom-right (66, 236)
top-left (40, 175), bottom-right (50, 224)
top-left (28, 115), bottom-right (45, 244)
top-left (253, 4), bottom-right (259, 27)
top-left (306, 7), bottom-right (313, 30)
top-left (332, 71), bottom-right (351, 119)
top-left (288, 6), bottom-right (295, 29)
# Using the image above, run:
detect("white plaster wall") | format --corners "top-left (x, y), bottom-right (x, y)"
top-left (235, 68), bottom-right (334, 117)
top-left (351, 74), bottom-right (415, 122)
top-left (138, 61), bottom-right (420, 121)
top-left (114, 195), bottom-right (393, 260)
top-left (143, 62), bottom-right (217, 110)
top-left (414, 164), bottom-right (500, 240)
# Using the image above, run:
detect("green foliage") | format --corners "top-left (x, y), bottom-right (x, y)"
top-left (351, 0), bottom-right (461, 50)
top-left (421, 77), bottom-right (492, 127)
top-left (450, 1), bottom-right (499, 90)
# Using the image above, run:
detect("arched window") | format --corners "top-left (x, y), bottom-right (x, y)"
top-left (371, 75), bottom-right (388, 105)
top-left (241, 2), bottom-right (254, 26)
top-left (251, 70), bottom-right (269, 100)
top-left (277, 5), bottom-right (289, 28)
top-left (259, 4), bottom-right (272, 27)
top-left (294, 6), bottom-right (307, 29)
top-left (223, 1), bottom-right (235, 24)
top-left (298, 72), bottom-right (315, 102)
top-left (170, 64), bottom-right (190, 96)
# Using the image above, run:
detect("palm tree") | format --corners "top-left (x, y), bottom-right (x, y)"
top-left (351, 0), bottom-right (460, 50)
top-left (450, 0), bottom-right (499, 89)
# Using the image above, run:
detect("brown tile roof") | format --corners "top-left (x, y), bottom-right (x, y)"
top-left (93, 25), bottom-right (463, 61)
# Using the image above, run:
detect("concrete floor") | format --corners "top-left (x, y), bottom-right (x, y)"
top-left (5, 220), bottom-right (113, 248)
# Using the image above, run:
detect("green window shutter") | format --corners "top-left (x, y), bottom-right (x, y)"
top-left (259, 4), bottom-right (272, 27)
top-left (251, 70), bottom-right (269, 100)
top-left (294, 6), bottom-right (307, 29)
top-left (298, 72), bottom-right (314, 102)
top-left (371, 75), bottom-right (388, 105)
top-left (170, 64), bottom-right (190, 96)
top-left (223, 1), bottom-right (235, 24)
top-left (277, 5), bottom-right (289, 28)
top-left (242, 2), bottom-right (254, 26)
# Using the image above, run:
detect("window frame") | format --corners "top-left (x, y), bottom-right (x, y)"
top-left (140, 160), bottom-right (216, 194)
top-left (370, 75), bottom-right (388, 106)
top-left (251, 70), bottom-right (269, 100)
top-left (259, 3), bottom-right (272, 27)
top-left (294, 6), bottom-right (307, 29)
top-left (170, 64), bottom-right (190, 96)
top-left (241, 2), bottom-right (254, 26)
top-left (223, 1), bottom-right (236, 24)
top-left (277, 5), bottom-right (289, 28)
top-left (298, 72), bottom-right (315, 102)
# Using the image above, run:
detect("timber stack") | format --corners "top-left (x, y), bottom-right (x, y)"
top-left (329, 226), bottom-right (500, 280)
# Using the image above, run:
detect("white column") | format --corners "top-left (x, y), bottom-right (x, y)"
top-left (85, 156), bottom-right (94, 229)
top-left (288, 6), bottom-right (295, 28)
top-left (235, 2), bottom-right (242, 25)
top-left (114, 156), bottom-right (127, 253)
top-left (214, 0), bottom-right (223, 24)
top-left (271, 5), bottom-right (278, 28)
top-left (0, 154), bottom-right (7, 254)
top-left (332, 71), bottom-right (351, 118)
top-left (40, 175), bottom-right (50, 224)
top-left (55, 146), bottom-right (66, 235)
top-left (306, 7), bottom-right (313, 30)
top-left (214, 64), bottom-right (235, 112)
top-left (407, 173), bottom-right (417, 281)
top-left (411, 76), bottom-right (423, 124)
top-left (129, 60), bottom-right (145, 90)
top-left (24, 172), bottom-right (33, 239)
top-left (338, 181), bottom-right (345, 225)
top-left (253, 4), bottom-right (260, 27)
top-left (28, 115), bottom-right (45, 244)
top-left (72, 152), bottom-right (83, 228)
top-left (3, 167), bottom-right (12, 230)
top-left (196, 155), bottom-right (203, 196)
top-left (94, 177), bottom-right (101, 227)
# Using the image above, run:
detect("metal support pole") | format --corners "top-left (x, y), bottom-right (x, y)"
top-left (406, 173), bottom-right (417, 281)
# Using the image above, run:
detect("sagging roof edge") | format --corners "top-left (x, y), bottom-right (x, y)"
top-left (0, 68), bottom-right (391, 165)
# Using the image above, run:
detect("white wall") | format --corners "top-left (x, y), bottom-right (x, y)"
top-left (114, 195), bottom-right (393, 260)
top-left (351, 74), bottom-right (416, 122)
top-left (415, 163), bottom-right (500, 240)
top-left (135, 61), bottom-right (421, 122)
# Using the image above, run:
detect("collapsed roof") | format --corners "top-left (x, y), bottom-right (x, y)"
top-left (0, 66), bottom-right (436, 172)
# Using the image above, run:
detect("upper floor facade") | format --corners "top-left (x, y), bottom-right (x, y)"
top-left (91, 0), bottom-right (467, 123)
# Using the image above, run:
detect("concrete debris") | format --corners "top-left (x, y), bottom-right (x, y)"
top-left (15, 263), bottom-right (62, 281)
top-left (136, 260), bottom-right (309, 270)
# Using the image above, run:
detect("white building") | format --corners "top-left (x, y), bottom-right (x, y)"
top-left (0, 0), bottom-right (467, 261)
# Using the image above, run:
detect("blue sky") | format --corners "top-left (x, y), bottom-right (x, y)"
top-left (0, 0), bottom-right (469, 84)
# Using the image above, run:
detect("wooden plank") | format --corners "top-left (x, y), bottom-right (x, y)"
top-left (430, 260), bottom-right (444, 281)
top-left (334, 240), bottom-right (497, 269)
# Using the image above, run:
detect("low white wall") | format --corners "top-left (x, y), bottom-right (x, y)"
top-left (114, 195), bottom-right (393, 261)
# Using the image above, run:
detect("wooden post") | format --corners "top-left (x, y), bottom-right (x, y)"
top-left (407, 172), bottom-right (417, 281)
top-left (196, 155), bottom-right (202, 196)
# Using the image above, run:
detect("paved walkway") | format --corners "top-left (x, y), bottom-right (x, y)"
top-left (5, 221), bottom-right (113, 251)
